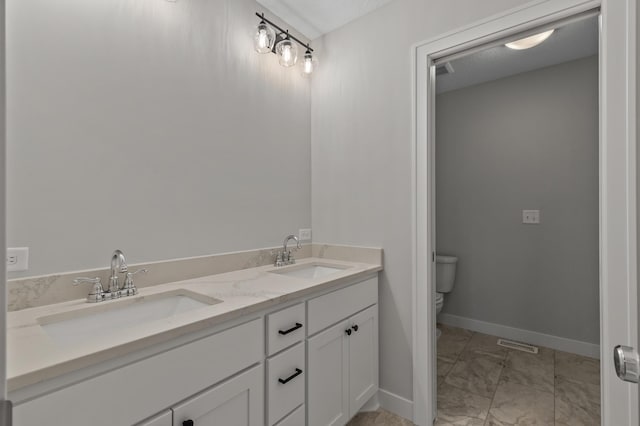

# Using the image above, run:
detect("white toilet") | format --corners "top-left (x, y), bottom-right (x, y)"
top-left (435, 255), bottom-right (458, 338)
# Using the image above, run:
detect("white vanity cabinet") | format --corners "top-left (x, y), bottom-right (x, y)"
top-left (13, 273), bottom-right (379, 426)
top-left (307, 277), bottom-right (379, 426)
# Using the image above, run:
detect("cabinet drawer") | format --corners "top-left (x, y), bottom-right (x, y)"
top-left (307, 277), bottom-right (378, 335)
top-left (267, 303), bottom-right (306, 355)
top-left (14, 318), bottom-right (263, 426)
top-left (274, 404), bottom-right (305, 426)
top-left (266, 343), bottom-right (306, 426)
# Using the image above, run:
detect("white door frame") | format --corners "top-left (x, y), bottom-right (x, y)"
top-left (411, 0), bottom-right (638, 425)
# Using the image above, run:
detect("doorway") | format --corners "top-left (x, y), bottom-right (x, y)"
top-left (411, 1), bottom-right (638, 425)
top-left (434, 13), bottom-right (599, 424)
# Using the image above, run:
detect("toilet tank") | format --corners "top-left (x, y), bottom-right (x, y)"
top-left (436, 255), bottom-right (458, 293)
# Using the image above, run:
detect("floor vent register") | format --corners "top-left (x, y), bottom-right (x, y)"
top-left (497, 338), bottom-right (539, 354)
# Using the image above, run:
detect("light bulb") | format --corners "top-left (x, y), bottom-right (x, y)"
top-left (258, 30), bottom-right (268, 49)
top-left (283, 46), bottom-right (292, 63)
top-left (302, 49), bottom-right (314, 75)
top-left (276, 37), bottom-right (297, 67)
top-left (254, 21), bottom-right (275, 54)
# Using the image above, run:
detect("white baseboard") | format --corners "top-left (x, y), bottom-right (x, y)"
top-left (377, 388), bottom-right (414, 421)
top-left (438, 313), bottom-right (600, 359)
top-left (359, 393), bottom-right (380, 412)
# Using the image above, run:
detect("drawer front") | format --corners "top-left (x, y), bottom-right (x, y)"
top-left (267, 303), bottom-right (306, 355)
top-left (274, 404), bottom-right (305, 426)
top-left (266, 343), bottom-right (306, 426)
top-left (14, 318), bottom-right (264, 426)
top-left (307, 276), bottom-right (378, 335)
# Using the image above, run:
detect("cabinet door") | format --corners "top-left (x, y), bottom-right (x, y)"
top-left (307, 321), bottom-right (349, 426)
top-left (348, 305), bottom-right (378, 417)
top-left (172, 365), bottom-right (263, 426)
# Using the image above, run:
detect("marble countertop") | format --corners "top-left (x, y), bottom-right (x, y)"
top-left (7, 257), bottom-right (381, 392)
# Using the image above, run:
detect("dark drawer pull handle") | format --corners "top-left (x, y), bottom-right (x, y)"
top-left (279, 322), bottom-right (303, 335)
top-left (352, 325), bottom-right (359, 332)
top-left (345, 329), bottom-right (352, 336)
top-left (183, 420), bottom-right (194, 426)
top-left (278, 368), bottom-right (303, 384)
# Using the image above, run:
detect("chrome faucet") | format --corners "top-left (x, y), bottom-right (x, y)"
top-left (75, 250), bottom-right (149, 303)
top-left (275, 234), bottom-right (301, 266)
top-left (109, 249), bottom-right (128, 298)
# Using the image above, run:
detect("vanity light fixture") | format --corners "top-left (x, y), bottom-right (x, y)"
top-left (505, 29), bottom-right (555, 50)
top-left (254, 12), bottom-right (314, 74)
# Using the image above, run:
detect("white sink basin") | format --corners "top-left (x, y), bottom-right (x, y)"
top-left (39, 290), bottom-right (221, 345)
top-left (269, 263), bottom-right (348, 280)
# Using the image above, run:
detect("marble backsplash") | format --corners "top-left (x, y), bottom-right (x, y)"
top-left (7, 244), bottom-right (382, 311)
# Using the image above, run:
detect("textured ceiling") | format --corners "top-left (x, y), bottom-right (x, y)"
top-left (437, 15), bottom-right (599, 94)
top-left (256, 0), bottom-right (394, 40)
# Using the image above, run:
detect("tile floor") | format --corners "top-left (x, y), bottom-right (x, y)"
top-left (436, 324), bottom-right (601, 425)
top-left (347, 409), bottom-right (414, 425)
top-left (346, 324), bottom-right (600, 426)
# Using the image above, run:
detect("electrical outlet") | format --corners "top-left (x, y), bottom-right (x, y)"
top-left (299, 228), bottom-right (312, 241)
top-left (7, 247), bottom-right (29, 272)
top-left (522, 210), bottom-right (541, 224)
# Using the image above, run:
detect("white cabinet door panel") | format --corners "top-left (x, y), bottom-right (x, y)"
top-left (172, 365), bottom-right (264, 426)
top-left (308, 321), bottom-right (349, 426)
top-left (348, 305), bottom-right (378, 417)
top-left (137, 411), bottom-right (172, 426)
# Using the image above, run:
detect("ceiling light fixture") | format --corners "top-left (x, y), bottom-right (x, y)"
top-left (505, 29), bottom-right (555, 50)
top-left (254, 12), bottom-right (315, 74)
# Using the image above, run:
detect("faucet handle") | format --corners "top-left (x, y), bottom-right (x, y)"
top-left (128, 268), bottom-right (148, 277)
top-left (122, 268), bottom-right (147, 297)
top-left (73, 277), bottom-right (101, 285)
top-left (73, 277), bottom-right (106, 303)
top-left (275, 252), bottom-right (284, 267)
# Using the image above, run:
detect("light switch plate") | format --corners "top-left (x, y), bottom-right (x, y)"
top-left (299, 228), bottom-right (312, 241)
top-left (522, 210), bottom-right (541, 224)
top-left (7, 247), bottom-right (29, 272)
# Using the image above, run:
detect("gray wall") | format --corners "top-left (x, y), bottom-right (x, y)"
top-left (7, 0), bottom-right (311, 278)
top-left (436, 56), bottom-right (599, 344)
top-left (311, 0), bottom-right (531, 402)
